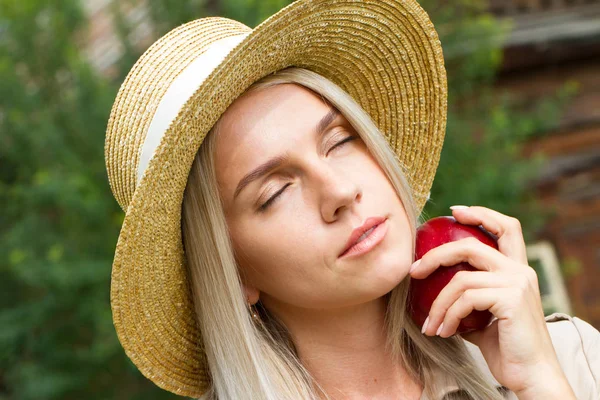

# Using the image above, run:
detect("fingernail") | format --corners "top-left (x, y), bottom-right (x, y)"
top-left (450, 205), bottom-right (470, 210)
top-left (421, 316), bottom-right (430, 334)
top-left (436, 323), bottom-right (444, 336)
top-left (410, 259), bottom-right (421, 273)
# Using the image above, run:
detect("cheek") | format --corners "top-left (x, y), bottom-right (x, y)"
top-left (230, 221), bottom-right (322, 286)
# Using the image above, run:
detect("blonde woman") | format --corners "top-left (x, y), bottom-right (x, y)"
top-left (104, 1), bottom-right (600, 399)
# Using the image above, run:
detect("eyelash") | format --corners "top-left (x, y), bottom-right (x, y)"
top-left (257, 135), bottom-right (358, 212)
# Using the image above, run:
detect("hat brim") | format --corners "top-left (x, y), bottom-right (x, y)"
top-left (110, 0), bottom-right (447, 396)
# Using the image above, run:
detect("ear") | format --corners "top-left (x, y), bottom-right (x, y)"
top-left (241, 282), bottom-right (260, 305)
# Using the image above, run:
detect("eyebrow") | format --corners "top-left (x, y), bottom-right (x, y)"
top-left (233, 106), bottom-right (341, 201)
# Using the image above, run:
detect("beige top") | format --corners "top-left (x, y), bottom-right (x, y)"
top-left (420, 312), bottom-right (600, 400)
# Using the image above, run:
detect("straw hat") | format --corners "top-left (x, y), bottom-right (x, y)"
top-left (105, 0), bottom-right (447, 396)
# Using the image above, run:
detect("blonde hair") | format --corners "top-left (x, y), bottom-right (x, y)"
top-left (181, 67), bottom-right (505, 400)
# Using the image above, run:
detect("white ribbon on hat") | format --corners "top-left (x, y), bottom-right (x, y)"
top-left (137, 32), bottom-right (251, 183)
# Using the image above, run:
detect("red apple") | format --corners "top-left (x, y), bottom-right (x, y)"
top-left (408, 216), bottom-right (498, 335)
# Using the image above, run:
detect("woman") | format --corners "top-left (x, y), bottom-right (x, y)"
top-left (104, 1), bottom-right (600, 399)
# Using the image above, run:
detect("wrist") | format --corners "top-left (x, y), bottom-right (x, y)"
top-left (514, 371), bottom-right (575, 400)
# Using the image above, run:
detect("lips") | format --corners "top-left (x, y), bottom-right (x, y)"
top-left (339, 216), bottom-right (387, 257)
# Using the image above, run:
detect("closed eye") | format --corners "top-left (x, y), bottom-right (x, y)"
top-left (327, 135), bottom-right (358, 155)
top-left (258, 182), bottom-right (292, 212)
top-left (257, 135), bottom-right (359, 212)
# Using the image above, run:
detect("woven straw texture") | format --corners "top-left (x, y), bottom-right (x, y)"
top-left (104, 0), bottom-right (447, 396)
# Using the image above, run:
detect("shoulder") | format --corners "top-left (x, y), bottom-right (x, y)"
top-left (544, 312), bottom-right (600, 399)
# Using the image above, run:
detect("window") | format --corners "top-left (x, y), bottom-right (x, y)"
top-left (527, 241), bottom-right (573, 315)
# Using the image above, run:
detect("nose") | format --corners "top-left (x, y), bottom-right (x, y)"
top-left (316, 163), bottom-right (362, 223)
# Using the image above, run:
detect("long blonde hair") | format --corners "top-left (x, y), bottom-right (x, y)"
top-left (181, 67), bottom-right (505, 400)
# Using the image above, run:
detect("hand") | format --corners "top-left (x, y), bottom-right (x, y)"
top-left (409, 206), bottom-right (572, 397)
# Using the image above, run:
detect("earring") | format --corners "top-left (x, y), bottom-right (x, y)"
top-left (246, 296), bottom-right (260, 321)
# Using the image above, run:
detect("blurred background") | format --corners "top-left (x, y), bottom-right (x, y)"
top-left (1, 0), bottom-right (599, 398)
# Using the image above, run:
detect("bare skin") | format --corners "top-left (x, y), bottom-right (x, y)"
top-left (214, 83), bottom-right (422, 399)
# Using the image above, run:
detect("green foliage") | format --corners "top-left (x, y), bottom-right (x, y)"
top-left (422, 85), bottom-right (576, 241)
top-left (0, 1), bottom-right (175, 399)
top-left (0, 0), bottom-right (573, 399)
top-left (418, 0), bottom-right (577, 243)
top-left (426, 0), bottom-right (512, 96)
top-left (145, 0), bottom-right (211, 35)
top-left (219, 0), bottom-right (292, 27)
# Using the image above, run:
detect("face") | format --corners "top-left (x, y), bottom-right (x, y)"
top-left (214, 83), bottom-right (413, 313)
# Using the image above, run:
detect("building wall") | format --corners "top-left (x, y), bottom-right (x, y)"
top-left (491, 0), bottom-right (600, 328)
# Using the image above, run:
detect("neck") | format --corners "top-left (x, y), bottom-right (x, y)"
top-left (262, 294), bottom-right (422, 400)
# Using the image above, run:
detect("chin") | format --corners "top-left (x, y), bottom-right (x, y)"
top-left (364, 253), bottom-right (408, 296)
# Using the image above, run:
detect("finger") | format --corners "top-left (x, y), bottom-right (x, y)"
top-left (436, 287), bottom-right (512, 338)
top-left (410, 237), bottom-right (517, 279)
top-left (426, 271), bottom-right (513, 335)
top-left (450, 206), bottom-right (527, 264)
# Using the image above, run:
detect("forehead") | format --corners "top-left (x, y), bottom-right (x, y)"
top-left (213, 84), bottom-right (334, 201)
top-left (216, 83), bottom-right (330, 146)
